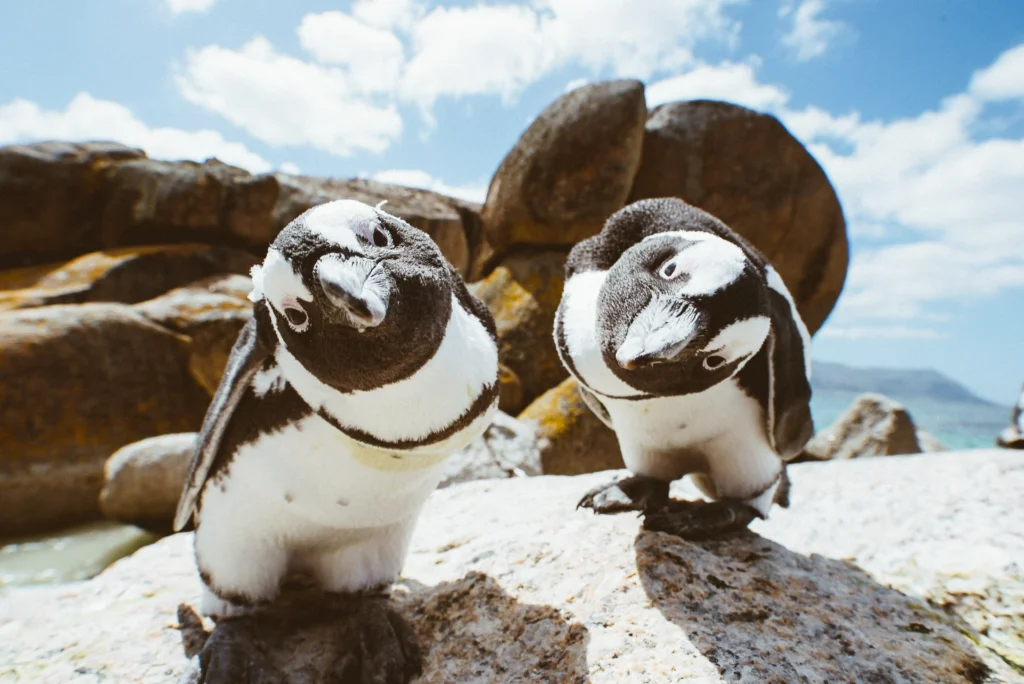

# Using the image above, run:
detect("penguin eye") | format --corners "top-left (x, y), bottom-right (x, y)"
top-left (372, 226), bottom-right (391, 248)
top-left (703, 354), bottom-right (727, 371)
top-left (282, 303), bottom-right (309, 332)
top-left (660, 258), bottom-right (682, 280)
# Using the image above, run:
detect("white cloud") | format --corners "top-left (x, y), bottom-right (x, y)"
top-left (647, 60), bottom-right (790, 110)
top-left (278, 161), bottom-right (300, 175)
top-left (166, 0), bottom-right (216, 15)
top-left (969, 43), bottom-right (1024, 102)
top-left (297, 11), bottom-right (405, 92)
top-left (176, 36), bottom-right (402, 157)
top-left (0, 92), bottom-right (271, 172)
top-left (400, 0), bottom-right (741, 108)
top-left (564, 78), bottom-right (590, 93)
top-left (368, 169), bottom-right (488, 203)
top-left (352, 0), bottom-right (424, 31)
top-left (779, 0), bottom-right (846, 61)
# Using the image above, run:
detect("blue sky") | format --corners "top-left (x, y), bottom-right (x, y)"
top-left (1, 0), bottom-right (1022, 404)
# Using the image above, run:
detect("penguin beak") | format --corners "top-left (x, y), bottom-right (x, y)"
top-left (316, 255), bottom-right (390, 329)
top-left (615, 299), bottom-right (702, 370)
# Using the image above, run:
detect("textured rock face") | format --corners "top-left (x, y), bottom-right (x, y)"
top-left (0, 142), bottom-right (478, 275)
top-left (2, 451), bottom-right (1019, 682)
top-left (135, 274), bottom-right (254, 395)
top-left (802, 392), bottom-right (924, 460)
top-left (518, 378), bottom-right (623, 475)
top-left (439, 411), bottom-right (543, 488)
top-left (99, 433), bottom-right (197, 533)
top-left (479, 80), bottom-right (647, 267)
top-left (0, 244), bottom-right (257, 311)
top-left (469, 252), bottom-right (568, 413)
top-left (628, 100), bottom-right (848, 333)
top-left (0, 304), bottom-right (208, 535)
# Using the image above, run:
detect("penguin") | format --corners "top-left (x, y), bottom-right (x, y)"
top-left (997, 381), bottom-right (1024, 449)
top-left (173, 199), bottom-right (499, 682)
top-left (553, 197), bottom-right (813, 539)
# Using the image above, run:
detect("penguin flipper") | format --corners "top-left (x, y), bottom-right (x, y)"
top-left (577, 383), bottom-right (614, 429)
top-left (173, 306), bottom-right (273, 532)
top-left (765, 285), bottom-right (815, 462)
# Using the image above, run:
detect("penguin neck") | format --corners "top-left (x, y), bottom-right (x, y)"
top-left (273, 294), bottom-right (499, 454)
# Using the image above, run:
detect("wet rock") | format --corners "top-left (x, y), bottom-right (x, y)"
top-left (99, 433), bottom-right (197, 533)
top-left (468, 252), bottom-right (568, 412)
top-left (628, 100), bottom-right (848, 333)
top-left (518, 378), bottom-right (623, 475)
top-left (0, 244), bottom-right (257, 311)
top-left (439, 412), bottom-right (542, 488)
top-left (2, 451), bottom-right (1018, 682)
top-left (0, 304), bottom-right (208, 536)
top-left (135, 274), bottom-right (253, 395)
top-left (997, 382), bottom-right (1024, 449)
top-left (479, 80), bottom-right (647, 267)
top-left (800, 393), bottom-right (923, 461)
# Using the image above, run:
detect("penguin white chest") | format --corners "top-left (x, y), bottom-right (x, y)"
top-left (205, 414), bottom-right (448, 533)
top-left (604, 379), bottom-right (779, 491)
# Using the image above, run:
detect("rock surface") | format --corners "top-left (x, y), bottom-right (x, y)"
top-left (135, 274), bottom-right (253, 395)
top-left (0, 304), bottom-right (208, 536)
top-left (439, 411), bottom-right (543, 489)
top-left (0, 142), bottom-right (477, 275)
top-left (0, 244), bottom-right (257, 311)
top-left (518, 378), bottom-right (624, 475)
top-left (997, 382), bottom-right (1024, 449)
top-left (801, 392), bottom-right (925, 461)
top-left (2, 451), bottom-right (1020, 682)
top-left (469, 252), bottom-right (568, 413)
top-left (99, 433), bottom-right (198, 533)
top-left (628, 100), bottom-right (848, 333)
top-left (479, 80), bottom-right (647, 268)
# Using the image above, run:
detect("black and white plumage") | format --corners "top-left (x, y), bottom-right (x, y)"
top-left (174, 199), bottom-right (499, 622)
top-left (554, 197), bottom-right (813, 538)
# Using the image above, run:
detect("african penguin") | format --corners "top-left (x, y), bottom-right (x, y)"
top-left (173, 199), bottom-right (499, 679)
top-left (554, 197), bottom-right (814, 539)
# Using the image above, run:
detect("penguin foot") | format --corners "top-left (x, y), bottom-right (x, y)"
top-left (577, 475), bottom-right (670, 514)
top-left (176, 592), bottom-right (422, 684)
top-left (642, 499), bottom-right (760, 541)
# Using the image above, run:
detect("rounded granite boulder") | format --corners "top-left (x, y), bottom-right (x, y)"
top-left (628, 100), bottom-right (848, 333)
top-left (479, 80), bottom-right (647, 269)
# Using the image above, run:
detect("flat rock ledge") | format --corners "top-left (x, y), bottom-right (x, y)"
top-left (1, 450), bottom-right (1021, 683)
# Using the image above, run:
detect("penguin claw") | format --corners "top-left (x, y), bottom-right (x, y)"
top-left (577, 475), bottom-right (671, 514)
top-left (642, 499), bottom-right (759, 540)
top-left (176, 593), bottom-right (422, 684)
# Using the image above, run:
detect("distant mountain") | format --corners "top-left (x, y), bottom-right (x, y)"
top-left (808, 361), bottom-right (1009, 450)
top-left (811, 361), bottom-right (997, 406)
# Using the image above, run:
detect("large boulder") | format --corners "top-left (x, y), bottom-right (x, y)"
top-left (997, 382), bottom-right (1024, 449)
top-left (0, 142), bottom-right (478, 276)
top-left (518, 378), bottom-right (623, 475)
top-left (800, 393), bottom-right (928, 461)
top-left (2, 451), bottom-right (1019, 681)
top-left (468, 252), bottom-right (568, 413)
top-left (135, 274), bottom-right (254, 395)
top-left (478, 80), bottom-right (647, 271)
top-left (628, 100), bottom-right (848, 333)
top-left (0, 141), bottom-right (145, 268)
top-left (0, 244), bottom-right (257, 311)
top-left (99, 433), bottom-right (197, 533)
top-left (0, 304), bottom-right (208, 536)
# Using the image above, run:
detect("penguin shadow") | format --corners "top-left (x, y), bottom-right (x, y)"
top-left (633, 530), bottom-right (992, 684)
top-left (177, 571), bottom-right (589, 684)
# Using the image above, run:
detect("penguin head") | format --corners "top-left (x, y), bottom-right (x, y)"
top-left (597, 228), bottom-right (771, 396)
top-left (249, 199), bottom-right (453, 393)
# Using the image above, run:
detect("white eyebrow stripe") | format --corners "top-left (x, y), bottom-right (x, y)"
top-left (647, 230), bottom-right (748, 296)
